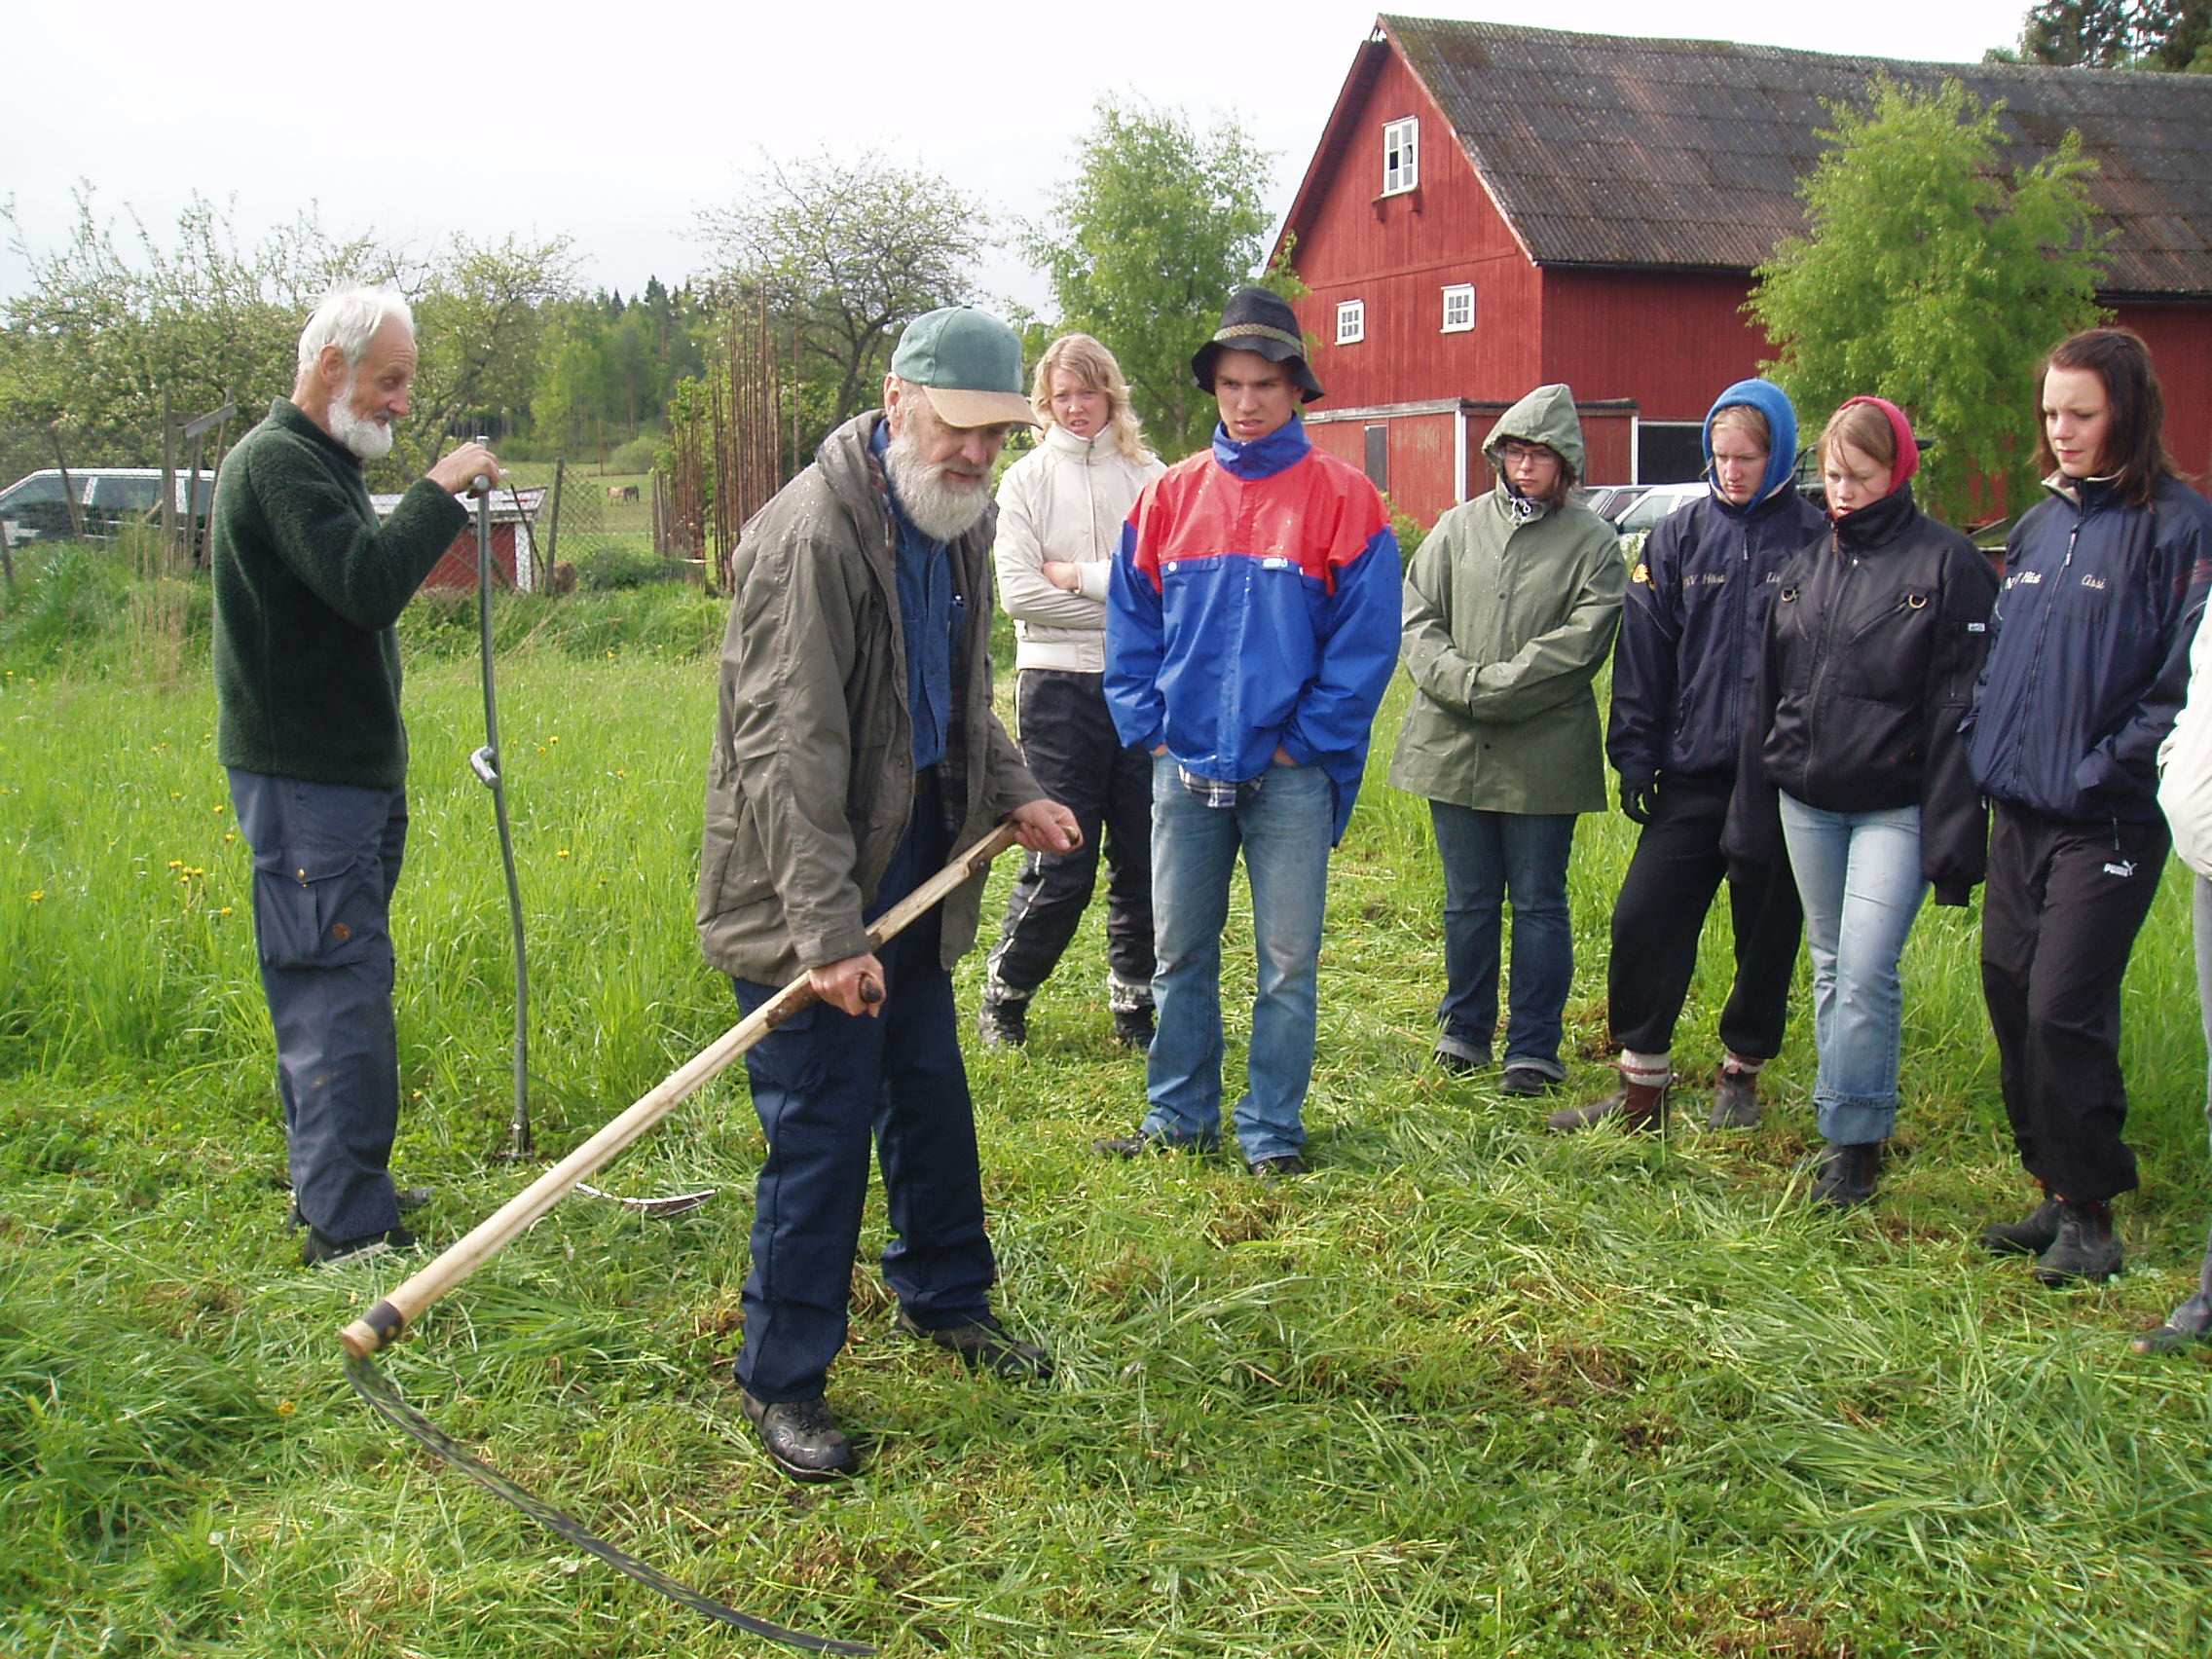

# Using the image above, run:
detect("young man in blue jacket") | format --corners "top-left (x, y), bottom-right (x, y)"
top-left (1098, 287), bottom-right (1400, 1178)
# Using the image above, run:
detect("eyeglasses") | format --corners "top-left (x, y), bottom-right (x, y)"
top-left (1496, 442), bottom-right (1554, 465)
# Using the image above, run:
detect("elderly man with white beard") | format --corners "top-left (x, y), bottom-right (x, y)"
top-left (696, 305), bottom-right (1081, 1483)
top-left (210, 283), bottom-right (501, 1267)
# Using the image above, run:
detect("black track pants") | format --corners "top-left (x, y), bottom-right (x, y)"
top-left (1981, 801), bottom-right (2167, 1203)
top-left (1606, 781), bottom-right (1801, 1060)
top-left (985, 669), bottom-right (1155, 1006)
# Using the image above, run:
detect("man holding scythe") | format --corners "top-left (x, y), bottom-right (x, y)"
top-left (697, 306), bottom-right (1080, 1482)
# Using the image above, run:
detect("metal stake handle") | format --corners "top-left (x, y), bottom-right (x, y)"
top-left (470, 457), bottom-right (532, 1158)
top-left (340, 823), bottom-right (1019, 1358)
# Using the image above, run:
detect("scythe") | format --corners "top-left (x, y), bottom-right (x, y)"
top-left (341, 823), bottom-right (1020, 1654)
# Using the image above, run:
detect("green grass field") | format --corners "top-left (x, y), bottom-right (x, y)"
top-left (4, 557), bottom-right (2211, 1656)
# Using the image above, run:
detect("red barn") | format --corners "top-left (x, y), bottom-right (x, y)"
top-left (372, 488), bottom-right (547, 593)
top-left (1278, 17), bottom-right (2212, 528)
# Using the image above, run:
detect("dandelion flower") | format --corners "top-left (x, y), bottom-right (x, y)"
top-left (556, 848), bottom-right (571, 860)
top-left (28, 889), bottom-right (43, 903)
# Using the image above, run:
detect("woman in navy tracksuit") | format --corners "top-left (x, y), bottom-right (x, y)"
top-left (1967, 327), bottom-right (2212, 1285)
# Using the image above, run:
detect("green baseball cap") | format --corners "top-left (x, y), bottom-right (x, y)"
top-left (889, 306), bottom-right (1037, 427)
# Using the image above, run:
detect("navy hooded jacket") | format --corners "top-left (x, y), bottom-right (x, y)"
top-left (1605, 380), bottom-right (1828, 788)
top-left (1965, 471), bottom-right (2212, 823)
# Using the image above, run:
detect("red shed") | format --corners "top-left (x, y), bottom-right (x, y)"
top-left (1278, 17), bottom-right (2212, 529)
top-left (373, 487), bottom-right (547, 593)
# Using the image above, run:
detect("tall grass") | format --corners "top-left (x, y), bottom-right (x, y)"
top-left (4, 566), bottom-right (2211, 1655)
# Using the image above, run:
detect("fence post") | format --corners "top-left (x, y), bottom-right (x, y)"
top-left (51, 426), bottom-right (86, 541)
top-left (546, 458), bottom-right (565, 574)
top-left (160, 388), bottom-right (178, 572)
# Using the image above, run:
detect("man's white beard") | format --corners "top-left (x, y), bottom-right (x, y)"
top-left (885, 427), bottom-right (990, 542)
top-left (326, 373), bottom-right (394, 462)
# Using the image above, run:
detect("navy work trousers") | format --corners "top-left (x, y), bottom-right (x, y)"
top-left (228, 768), bottom-right (409, 1244)
top-left (731, 785), bottom-right (996, 1402)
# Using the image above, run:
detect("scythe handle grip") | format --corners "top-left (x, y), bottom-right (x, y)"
top-left (339, 822), bottom-right (1020, 1357)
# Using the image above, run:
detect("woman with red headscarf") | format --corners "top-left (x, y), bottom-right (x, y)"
top-left (1729, 396), bottom-right (1999, 1206)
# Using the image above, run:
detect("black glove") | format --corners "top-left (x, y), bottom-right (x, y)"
top-left (1621, 775), bottom-right (1659, 826)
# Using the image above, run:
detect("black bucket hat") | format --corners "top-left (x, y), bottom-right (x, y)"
top-left (1191, 286), bottom-right (1324, 404)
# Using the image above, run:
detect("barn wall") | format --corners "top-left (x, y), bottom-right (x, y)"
top-left (1538, 268), bottom-right (1772, 429)
top-left (1286, 45), bottom-right (1543, 412)
top-left (2112, 301), bottom-right (2212, 484)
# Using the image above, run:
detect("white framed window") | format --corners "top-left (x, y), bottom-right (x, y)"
top-left (1441, 283), bottom-right (1475, 333)
top-left (1382, 117), bottom-right (1419, 195)
top-left (1336, 299), bottom-right (1366, 345)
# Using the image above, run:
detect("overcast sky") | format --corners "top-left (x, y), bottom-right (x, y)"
top-left (5, 0), bottom-right (2037, 314)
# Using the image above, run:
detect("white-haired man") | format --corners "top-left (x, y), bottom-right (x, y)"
top-left (211, 285), bottom-right (500, 1266)
top-left (698, 305), bottom-right (1080, 1481)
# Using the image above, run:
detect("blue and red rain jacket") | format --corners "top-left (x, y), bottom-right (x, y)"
top-left (1104, 418), bottom-right (1401, 845)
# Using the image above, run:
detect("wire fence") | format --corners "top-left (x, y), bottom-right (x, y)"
top-left (0, 411), bottom-right (703, 604)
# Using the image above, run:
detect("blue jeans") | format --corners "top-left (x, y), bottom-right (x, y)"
top-left (1427, 803), bottom-right (1576, 1079)
top-left (1144, 756), bottom-right (1332, 1162)
top-left (227, 768), bottom-right (408, 1243)
top-left (730, 787), bottom-right (995, 1403)
top-left (1779, 793), bottom-right (1928, 1146)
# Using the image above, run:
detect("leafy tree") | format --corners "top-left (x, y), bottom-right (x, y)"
top-left (2009, 0), bottom-right (2211, 70)
top-left (1022, 97), bottom-right (1297, 460)
top-left (697, 151), bottom-right (990, 429)
top-left (1747, 78), bottom-right (2107, 524)
top-left (0, 187), bottom-right (571, 487)
top-left (0, 187), bottom-right (372, 476)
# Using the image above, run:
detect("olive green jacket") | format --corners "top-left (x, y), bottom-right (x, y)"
top-left (696, 412), bottom-right (1042, 984)
top-left (1389, 385), bottom-right (1627, 814)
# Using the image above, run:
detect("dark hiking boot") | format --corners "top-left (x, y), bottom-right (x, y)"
top-left (1113, 1006), bottom-right (1155, 1051)
top-left (897, 1310), bottom-right (1054, 1382)
top-left (1431, 1043), bottom-right (1488, 1076)
top-left (1249, 1153), bottom-right (1309, 1183)
top-left (1500, 1065), bottom-right (1560, 1098)
top-left (1979, 1196), bottom-right (2062, 1257)
top-left (740, 1390), bottom-right (856, 1482)
top-left (977, 998), bottom-right (1028, 1049)
top-left (1812, 1141), bottom-right (1882, 1208)
top-left (302, 1224), bottom-right (415, 1267)
top-left (1095, 1127), bottom-right (1208, 1159)
top-left (1547, 1077), bottom-right (1669, 1134)
top-left (2036, 1201), bottom-right (2122, 1286)
top-left (1706, 1064), bottom-right (1763, 1129)
top-left (290, 1185), bottom-right (429, 1229)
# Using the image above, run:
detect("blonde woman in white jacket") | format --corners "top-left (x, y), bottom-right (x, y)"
top-left (2140, 614), bottom-right (2212, 1353)
top-left (979, 334), bottom-right (1167, 1050)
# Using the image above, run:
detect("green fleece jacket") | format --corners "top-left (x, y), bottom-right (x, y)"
top-left (211, 399), bottom-right (466, 788)
top-left (1389, 384), bottom-right (1627, 815)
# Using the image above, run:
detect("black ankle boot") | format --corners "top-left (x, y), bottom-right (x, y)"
top-left (2036, 1199), bottom-right (2122, 1286)
top-left (1812, 1141), bottom-right (1881, 1208)
top-left (1979, 1194), bottom-right (2061, 1257)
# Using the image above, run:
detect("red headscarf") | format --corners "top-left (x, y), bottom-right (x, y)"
top-left (1836, 395), bottom-right (1920, 494)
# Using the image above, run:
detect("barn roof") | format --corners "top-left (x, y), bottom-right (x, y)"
top-left (1328, 16), bottom-right (2212, 299)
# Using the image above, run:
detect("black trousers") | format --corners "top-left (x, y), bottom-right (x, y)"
top-left (1981, 802), bottom-right (2168, 1203)
top-left (985, 669), bottom-right (1155, 1006)
top-left (1606, 780), bottom-right (1801, 1060)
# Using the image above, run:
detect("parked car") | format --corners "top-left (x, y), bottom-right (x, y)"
top-left (0, 467), bottom-right (215, 549)
top-left (1579, 483), bottom-right (1651, 528)
top-left (1613, 480), bottom-right (1708, 539)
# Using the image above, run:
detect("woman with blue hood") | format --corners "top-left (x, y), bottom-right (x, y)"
top-left (1552, 380), bottom-right (1826, 1135)
top-left (1727, 397), bottom-right (2000, 1206)
top-left (1392, 384), bottom-right (1626, 1098)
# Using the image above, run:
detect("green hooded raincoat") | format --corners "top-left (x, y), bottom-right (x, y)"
top-left (1389, 384), bottom-right (1627, 814)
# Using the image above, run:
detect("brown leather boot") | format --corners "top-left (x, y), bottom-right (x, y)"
top-left (1546, 1074), bottom-right (1669, 1134)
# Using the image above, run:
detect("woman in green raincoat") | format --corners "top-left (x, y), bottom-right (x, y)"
top-left (1390, 384), bottom-right (1627, 1099)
